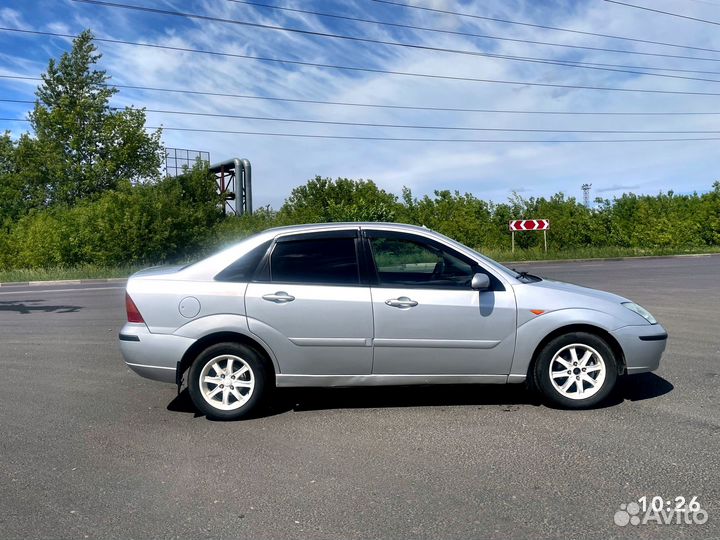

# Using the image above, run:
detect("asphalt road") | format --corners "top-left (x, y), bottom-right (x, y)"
top-left (0, 255), bottom-right (718, 539)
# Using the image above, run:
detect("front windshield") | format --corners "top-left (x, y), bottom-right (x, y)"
top-left (470, 252), bottom-right (543, 282)
top-left (469, 249), bottom-right (522, 278)
top-left (428, 230), bottom-right (523, 279)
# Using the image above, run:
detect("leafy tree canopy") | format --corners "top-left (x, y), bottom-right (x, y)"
top-left (27, 30), bottom-right (163, 206)
top-left (280, 176), bottom-right (398, 223)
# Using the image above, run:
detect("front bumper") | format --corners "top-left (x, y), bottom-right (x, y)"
top-left (610, 324), bottom-right (668, 374)
top-left (119, 323), bottom-right (195, 384)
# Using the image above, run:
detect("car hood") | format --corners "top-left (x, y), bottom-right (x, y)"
top-left (511, 278), bottom-right (640, 329)
top-left (527, 278), bottom-right (630, 304)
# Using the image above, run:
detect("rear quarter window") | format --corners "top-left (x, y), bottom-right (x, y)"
top-left (214, 240), bottom-right (272, 282)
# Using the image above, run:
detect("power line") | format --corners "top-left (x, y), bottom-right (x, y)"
top-left (604, 0), bottom-right (720, 26)
top-left (5, 98), bottom-right (720, 134)
top-left (219, 1), bottom-right (720, 76)
top-left (2, 117), bottom-right (720, 143)
top-left (140, 108), bottom-right (720, 133)
top-left (371, 0), bottom-right (720, 52)
top-left (68, 0), bottom-right (720, 81)
top-left (222, 0), bottom-right (720, 58)
top-left (6, 28), bottom-right (720, 97)
top-left (0, 98), bottom-right (33, 104)
top-left (159, 128), bottom-right (720, 143)
top-left (4, 74), bottom-right (720, 116)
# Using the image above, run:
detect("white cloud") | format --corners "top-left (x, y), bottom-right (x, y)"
top-left (0, 7), bottom-right (28, 30)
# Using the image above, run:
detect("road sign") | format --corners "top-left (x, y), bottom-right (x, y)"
top-left (509, 219), bottom-right (550, 231)
top-left (508, 219), bottom-right (550, 253)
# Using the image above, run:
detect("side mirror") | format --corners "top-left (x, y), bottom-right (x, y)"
top-left (471, 272), bottom-right (490, 291)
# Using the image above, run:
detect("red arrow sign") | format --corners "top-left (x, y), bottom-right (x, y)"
top-left (509, 219), bottom-right (550, 231)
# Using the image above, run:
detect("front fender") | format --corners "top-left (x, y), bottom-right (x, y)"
top-left (509, 308), bottom-right (625, 379)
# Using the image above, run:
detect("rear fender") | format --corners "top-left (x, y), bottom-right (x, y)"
top-left (173, 314), bottom-right (280, 373)
top-left (173, 313), bottom-right (251, 339)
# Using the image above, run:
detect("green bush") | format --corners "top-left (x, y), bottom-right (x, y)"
top-left (1, 175), bottom-right (719, 272)
top-left (0, 163), bottom-right (222, 270)
top-left (280, 176), bottom-right (398, 223)
top-left (5, 210), bottom-right (69, 268)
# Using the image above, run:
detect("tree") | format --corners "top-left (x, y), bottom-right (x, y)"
top-left (28, 30), bottom-right (163, 206)
top-left (280, 176), bottom-right (399, 223)
top-left (398, 188), bottom-right (493, 249)
top-left (0, 132), bottom-right (22, 226)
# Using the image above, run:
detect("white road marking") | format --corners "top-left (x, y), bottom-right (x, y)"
top-left (0, 286), bottom-right (125, 295)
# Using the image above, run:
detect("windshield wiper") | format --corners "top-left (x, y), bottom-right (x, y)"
top-left (513, 269), bottom-right (543, 282)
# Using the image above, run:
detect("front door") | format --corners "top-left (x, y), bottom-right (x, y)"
top-left (245, 231), bottom-right (374, 375)
top-left (365, 231), bottom-right (516, 375)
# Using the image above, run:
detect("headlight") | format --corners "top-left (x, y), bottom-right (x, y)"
top-left (622, 302), bottom-right (657, 324)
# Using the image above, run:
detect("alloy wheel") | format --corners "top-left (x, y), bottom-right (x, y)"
top-left (198, 354), bottom-right (255, 410)
top-left (548, 343), bottom-right (607, 400)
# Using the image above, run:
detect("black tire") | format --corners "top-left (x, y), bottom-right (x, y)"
top-left (188, 342), bottom-right (270, 420)
top-left (532, 332), bottom-right (618, 409)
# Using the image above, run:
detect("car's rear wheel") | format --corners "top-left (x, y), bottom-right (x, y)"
top-left (533, 332), bottom-right (618, 409)
top-left (188, 342), bottom-right (269, 420)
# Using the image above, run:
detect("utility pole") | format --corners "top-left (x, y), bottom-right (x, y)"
top-left (582, 183), bottom-right (592, 208)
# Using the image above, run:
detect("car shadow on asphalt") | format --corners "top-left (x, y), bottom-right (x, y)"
top-left (0, 299), bottom-right (82, 314)
top-left (616, 372), bottom-right (675, 403)
top-left (166, 372), bottom-right (673, 420)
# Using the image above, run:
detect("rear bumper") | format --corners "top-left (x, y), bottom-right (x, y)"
top-left (119, 323), bottom-right (195, 384)
top-left (611, 324), bottom-right (668, 374)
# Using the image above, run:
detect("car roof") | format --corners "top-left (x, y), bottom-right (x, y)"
top-left (260, 222), bottom-right (431, 235)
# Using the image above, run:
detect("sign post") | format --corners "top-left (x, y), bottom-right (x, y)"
top-left (508, 219), bottom-right (550, 253)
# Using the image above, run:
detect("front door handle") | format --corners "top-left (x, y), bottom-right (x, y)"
top-left (262, 291), bottom-right (295, 303)
top-left (385, 296), bottom-right (418, 308)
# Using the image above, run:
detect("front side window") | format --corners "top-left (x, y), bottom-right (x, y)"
top-left (270, 237), bottom-right (359, 285)
top-left (368, 235), bottom-right (476, 289)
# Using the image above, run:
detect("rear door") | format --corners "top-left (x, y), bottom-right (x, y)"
top-left (364, 230), bottom-right (517, 375)
top-left (245, 230), bottom-right (374, 375)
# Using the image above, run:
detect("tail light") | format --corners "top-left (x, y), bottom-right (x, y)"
top-left (125, 292), bottom-right (145, 323)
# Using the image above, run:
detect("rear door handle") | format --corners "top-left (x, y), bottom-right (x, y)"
top-left (262, 291), bottom-right (295, 303)
top-left (385, 297), bottom-right (418, 308)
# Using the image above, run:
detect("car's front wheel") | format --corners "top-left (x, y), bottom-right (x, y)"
top-left (188, 342), bottom-right (269, 420)
top-left (533, 332), bottom-right (618, 409)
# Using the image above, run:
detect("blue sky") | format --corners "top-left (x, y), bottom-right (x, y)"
top-left (1, 0), bottom-right (719, 208)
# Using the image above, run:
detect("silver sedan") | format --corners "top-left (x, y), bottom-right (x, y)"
top-left (119, 223), bottom-right (667, 419)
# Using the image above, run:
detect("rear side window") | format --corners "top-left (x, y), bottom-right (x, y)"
top-left (270, 238), bottom-right (359, 285)
top-left (215, 240), bottom-right (272, 282)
